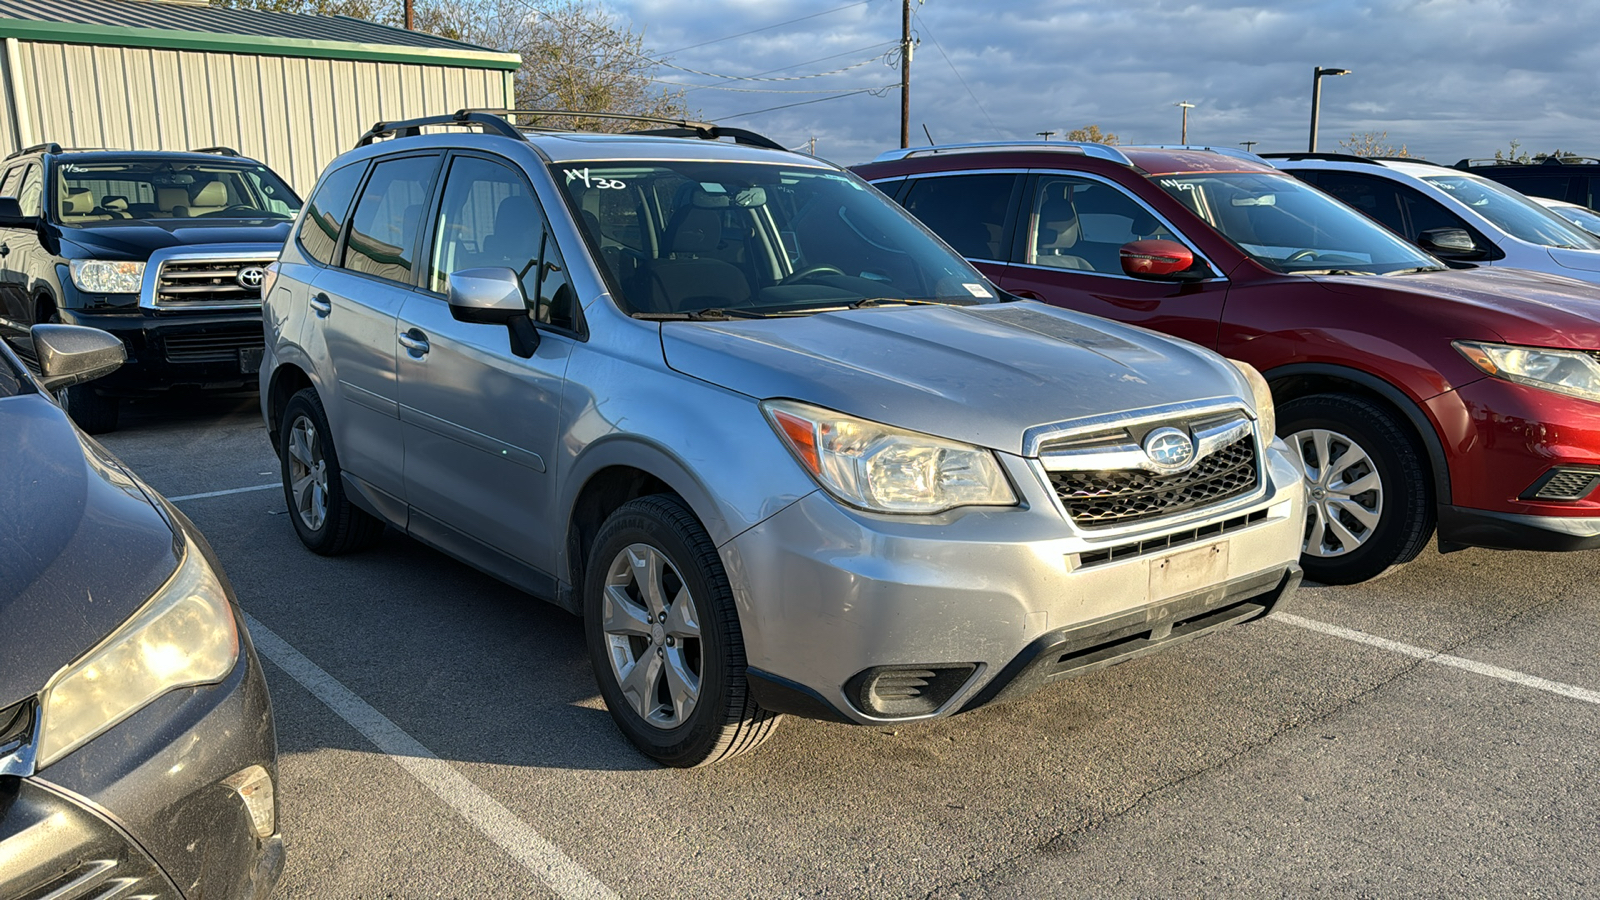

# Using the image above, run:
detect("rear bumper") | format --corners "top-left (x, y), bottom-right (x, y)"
top-left (56, 308), bottom-right (263, 394)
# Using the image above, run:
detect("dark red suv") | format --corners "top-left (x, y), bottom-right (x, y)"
top-left (854, 143), bottom-right (1600, 584)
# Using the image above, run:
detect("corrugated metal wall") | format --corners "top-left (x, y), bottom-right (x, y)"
top-left (1, 40), bottom-right (515, 192)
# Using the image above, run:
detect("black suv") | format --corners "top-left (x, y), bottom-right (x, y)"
top-left (0, 144), bottom-right (301, 432)
top-left (1455, 155), bottom-right (1600, 208)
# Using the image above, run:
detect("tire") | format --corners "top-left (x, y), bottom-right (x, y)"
top-left (278, 387), bottom-right (385, 555)
top-left (1279, 393), bottom-right (1434, 585)
top-left (584, 494), bottom-right (780, 767)
top-left (57, 383), bottom-right (120, 434)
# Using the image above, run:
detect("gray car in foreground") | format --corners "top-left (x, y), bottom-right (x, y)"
top-left (1, 325), bottom-right (281, 899)
top-left (261, 111), bottom-right (1305, 767)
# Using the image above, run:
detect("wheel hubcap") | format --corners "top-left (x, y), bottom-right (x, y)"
top-left (1289, 428), bottom-right (1384, 558)
top-left (602, 543), bottom-right (703, 728)
top-left (286, 415), bottom-right (329, 532)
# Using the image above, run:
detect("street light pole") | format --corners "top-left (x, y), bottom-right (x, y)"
top-left (1174, 102), bottom-right (1195, 143)
top-left (1308, 66), bottom-right (1350, 152)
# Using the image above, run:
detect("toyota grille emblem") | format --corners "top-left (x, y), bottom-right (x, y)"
top-left (237, 266), bottom-right (267, 290)
top-left (1142, 427), bottom-right (1196, 472)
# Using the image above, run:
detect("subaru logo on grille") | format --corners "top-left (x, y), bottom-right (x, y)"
top-left (237, 266), bottom-right (267, 290)
top-left (1143, 427), bottom-right (1196, 472)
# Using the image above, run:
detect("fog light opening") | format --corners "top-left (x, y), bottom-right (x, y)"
top-left (845, 664), bottom-right (978, 718)
top-left (223, 765), bottom-right (276, 838)
top-left (1523, 468), bottom-right (1600, 502)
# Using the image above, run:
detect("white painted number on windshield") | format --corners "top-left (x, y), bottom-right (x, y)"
top-left (565, 168), bottom-right (626, 190)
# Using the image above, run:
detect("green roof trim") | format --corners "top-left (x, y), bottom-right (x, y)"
top-left (0, 16), bottom-right (522, 70)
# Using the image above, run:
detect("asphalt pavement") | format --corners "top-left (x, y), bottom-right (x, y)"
top-left (101, 394), bottom-right (1600, 899)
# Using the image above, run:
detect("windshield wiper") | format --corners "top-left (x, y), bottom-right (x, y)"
top-left (631, 307), bottom-right (789, 321)
top-left (1290, 268), bottom-right (1371, 276)
top-left (1382, 266), bottom-right (1449, 276)
top-left (847, 297), bottom-right (968, 308)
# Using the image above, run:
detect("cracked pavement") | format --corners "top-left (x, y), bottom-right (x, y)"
top-left (102, 395), bottom-right (1600, 899)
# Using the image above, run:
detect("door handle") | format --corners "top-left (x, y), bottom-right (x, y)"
top-left (398, 330), bottom-right (430, 356)
top-left (309, 293), bottom-right (332, 316)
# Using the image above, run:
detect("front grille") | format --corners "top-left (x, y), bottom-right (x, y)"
top-left (1078, 509), bottom-right (1270, 568)
top-left (163, 330), bottom-right (264, 363)
top-left (154, 258), bottom-right (273, 307)
top-left (13, 856), bottom-right (177, 900)
top-left (1051, 435), bottom-right (1259, 528)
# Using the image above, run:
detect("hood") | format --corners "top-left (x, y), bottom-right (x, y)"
top-left (61, 219), bottom-right (292, 260)
top-left (1547, 247), bottom-right (1600, 277)
top-left (0, 394), bottom-right (180, 708)
top-left (1313, 266), bottom-right (1600, 348)
top-left (660, 302), bottom-right (1248, 455)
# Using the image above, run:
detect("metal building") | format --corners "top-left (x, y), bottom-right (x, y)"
top-left (0, 0), bottom-right (519, 190)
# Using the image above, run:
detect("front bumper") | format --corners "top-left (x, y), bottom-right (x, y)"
top-left (0, 608), bottom-right (283, 900)
top-left (726, 441), bottom-right (1306, 724)
top-left (57, 308), bottom-right (264, 395)
top-left (1438, 505), bottom-right (1600, 552)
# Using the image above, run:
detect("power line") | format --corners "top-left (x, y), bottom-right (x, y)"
top-left (913, 9), bottom-right (999, 134)
top-left (676, 42), bottom-right (899, 93)
top-left (662, 1), bottom-right (877, 55)
top-left (722, 87), bottom-right (894, 121)
top-left (641, 49), bottom-right (892, 83)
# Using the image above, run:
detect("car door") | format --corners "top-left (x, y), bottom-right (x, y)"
top-left (306, 152), bottom-right (441, 505)
top-left (0, 163), bottom-right (43, 338)
top-left (395, 152), bottom-right (578, 574)
top-left (997, 172), bottom-right (1229, 348)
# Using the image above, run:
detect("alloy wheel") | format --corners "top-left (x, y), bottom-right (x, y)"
top-left (1289, 428), bottom-right (1384, 557)
top-left (286, 414), bottom-right (329, 532)
top-left (602, 543), bottom-right (703, 728)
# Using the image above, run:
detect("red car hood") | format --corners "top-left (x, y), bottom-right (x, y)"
top-left (1314, 266), bottom-right (1600, 348)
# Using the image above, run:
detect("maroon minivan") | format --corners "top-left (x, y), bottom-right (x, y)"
top-left (855, 143), bottom-right (1600, 584)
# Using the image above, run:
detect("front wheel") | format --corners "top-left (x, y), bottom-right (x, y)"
top-left (1279, 393), bottom-right (1434, 585)
top-left (584, 495), bottom-right (780, 767)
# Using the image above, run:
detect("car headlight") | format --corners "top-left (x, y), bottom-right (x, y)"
top-left (36, 536), bottom-right (240, 769)
top-left (762, 399), bottom-right (1017, 514)
top-left (1454, 340), bottom-right (1600, 402)
top-left (68, 259), bottom-right (145, 294)
top-left (1228, 358), bottom-right (1276, 439)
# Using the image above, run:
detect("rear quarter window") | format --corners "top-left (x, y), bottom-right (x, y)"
top-left (297, 161), bottom-right (366, 266)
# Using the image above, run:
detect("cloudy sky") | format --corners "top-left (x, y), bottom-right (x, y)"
top-left (605, 0), bottom-right (1600, 166)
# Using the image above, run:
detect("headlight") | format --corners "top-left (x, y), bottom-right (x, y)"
top-left (1228, 358), bottom-right (1276, 439)
top-left (1454, 340), bottom-right (1600, 402)
top-left (37, 536), bottom-right (240, 769)
top-left (69, 260), bottom-right (145, 294)
top-left (762, 399), bottom-right (1017, 514)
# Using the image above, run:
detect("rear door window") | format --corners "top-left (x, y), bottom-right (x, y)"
top-left (340, 155), bottom-right (439, 284)
top-left (297, 162), bottom-right (366, 266)
top-left (900, 173), bottom-right (1019, 261)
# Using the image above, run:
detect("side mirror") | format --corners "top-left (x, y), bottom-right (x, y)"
top-left (32, 324), bottom-right (125, 390)
top-left (446, 266), bottom-right (540, 359)
top-left (0, 196), bottom-right (37, 230)
top-left (1120, 239), bottom-right (1201, 280)
top-left (1418, 227), bottom-right (1482, 258)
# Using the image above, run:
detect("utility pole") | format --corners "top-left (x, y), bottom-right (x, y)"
top-left (808, 135), bottom-right (817, 155)
top-left (900, 0), bottom-right (913, 148)
top-left (1036, 131), bottom-right (1056, 141)
top-left (404, 0), bottom-right (414, 30)
top-left (1240, 140), bottom-right (1258, 153)
top-left (1174, 101), bottom-right (1195, 143)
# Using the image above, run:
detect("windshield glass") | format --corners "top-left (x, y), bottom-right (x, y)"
top-left (53, 159), bottom-right (301, 224)
top-left (1544, 202), bottom-right (1600, 237)
top-left (555, 160), bottom-right (997, 316)
top-left (1153, 171), bottom-right (1440, 275)
top-left (1419, 174), bottom-right (1600, 250)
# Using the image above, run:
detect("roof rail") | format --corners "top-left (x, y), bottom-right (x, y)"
top-left (873, 140), bottom-right (1134, 167)
top-left (1258, 151), bottom-right (1382, 165)
top-left (1456, 155), bottom-right (1600, 168)
top-left (356, 110), bottom-right (526, 148)
top-left (192, 146), bottom-right (240, 157)
top-left (469, 109), bottom-right (787, 151)
top-left (6, 142), bottom-right (62, 160)
top-left (1123, 144), bottom-right (1267, 164)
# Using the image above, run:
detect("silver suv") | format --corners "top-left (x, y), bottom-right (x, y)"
top-left (260, 111), bottom-right (1306, 767)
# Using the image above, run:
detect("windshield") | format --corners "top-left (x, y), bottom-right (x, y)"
top-left (556, 160), bottom-right (997, 316)
top-left (1419, 173), bottom-right (1600, 250)
top-left (1543, 202), bottom-right (1600, 237)
top-left (1154, 171), bottom-right (1440, 275)
top-left (53, 159), bottom-right (301, 224)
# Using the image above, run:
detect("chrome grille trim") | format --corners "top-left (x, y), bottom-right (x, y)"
top-left (152, 257), bottom-right (275, 309)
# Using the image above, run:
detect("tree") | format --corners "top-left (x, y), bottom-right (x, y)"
top-left (1339, 131), bottom-right (1410, 158)
top-left (1065, 124), bottom-right (1118, 145)
top-left (212, 0), bottom-right (690, 128)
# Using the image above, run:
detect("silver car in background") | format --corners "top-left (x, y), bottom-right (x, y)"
top-left (260, 111), bottom-right (1305, 767)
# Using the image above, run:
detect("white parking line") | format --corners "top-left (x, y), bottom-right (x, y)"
top-left (241, 612), bottom-right (620, 900)
top-left (1276, 612), bottom-right (1600, 706)
top-left (168, 483), bottom-right (280, 502)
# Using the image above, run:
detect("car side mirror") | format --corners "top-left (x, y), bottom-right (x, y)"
top-left (446, 266), bottom-right (540, 358)
top-left (0, 196), bottom-right (38, 229)
top-left (1418, 227), bottom-right (1482, 259)
top-left (32, 324), bottom-right (125, 390)
top-left (1120, 239), bottom-right (1204, 281)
